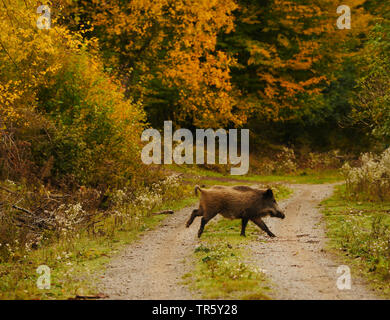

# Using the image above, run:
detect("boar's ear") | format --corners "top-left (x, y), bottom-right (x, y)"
top-left (263, 188), bottom-right (273, 199)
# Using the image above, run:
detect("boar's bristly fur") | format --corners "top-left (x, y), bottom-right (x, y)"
top-left (186, 185), bottom-right (285, 238)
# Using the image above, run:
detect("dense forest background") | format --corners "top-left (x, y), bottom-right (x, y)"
top-left (64, 0), bottom-right (389, 152)
top-left (0, 0), bottom-right (389, 187)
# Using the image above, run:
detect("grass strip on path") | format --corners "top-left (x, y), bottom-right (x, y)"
top-left (183, 184), bottom-right (292, 299)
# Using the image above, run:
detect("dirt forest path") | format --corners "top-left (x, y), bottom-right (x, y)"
top-left (98, 182), bottom-right (378, 300)
top-left (247, 183), bottom-right (377, 300)
top-left (98, 203), bottom-right (200, 299)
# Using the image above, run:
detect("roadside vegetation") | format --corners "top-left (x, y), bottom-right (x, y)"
top-left (0, 175), bottom-right (196, 299)
top-left (183, 185), bottom-right (291, 299)
top-left (172, 148), bottom-right (345, 185)
top-left (322, 148), bottom-right (390, 298)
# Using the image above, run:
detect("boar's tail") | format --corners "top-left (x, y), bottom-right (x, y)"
top-left (194, 185), bottom-right (202, 196)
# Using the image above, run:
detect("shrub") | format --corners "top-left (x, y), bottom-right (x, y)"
top-left (342, 148), bottom-right (390, 201)
top-left (0, 1), bottom-right (147, 188)
top-left (249, 147), bottom-right (297, 175)
top-left (0, 174), bottom-right (188, 262)
top-left (35, 50), bottom-right (146, 187)
top-left (306, 150), bottom-right (342, 170)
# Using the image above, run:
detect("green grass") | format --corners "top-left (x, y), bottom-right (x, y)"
top-left (182, 219), bottom-right (271, 300)
top-left (183, 185), bottom-right (291, 299)
top-left (0, 196), bottom-right (198, 300)
top-left (236, 169), bottom-right (342, 184)
top-left (321, 184), bottom-right (390, 298)
top-left (172, 164), bottom-right (342, 184)
top-left (188, 178), bottom-right (250, 187)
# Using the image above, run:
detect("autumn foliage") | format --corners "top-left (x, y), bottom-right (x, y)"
top-left (0, 0), bottom-right (146, 187)
top-left (0, 0), bottom-right (388, 189)
top-left (64, 0), bottom-right (246, 128)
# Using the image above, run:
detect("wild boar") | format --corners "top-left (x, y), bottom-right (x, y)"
top-left (186, 185), bottom-right (285, 238)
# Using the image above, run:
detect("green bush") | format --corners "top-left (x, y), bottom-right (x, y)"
top-left (32, 50), bottom-right (147, 187)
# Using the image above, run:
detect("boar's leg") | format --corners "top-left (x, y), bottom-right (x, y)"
top-left (197, 214), bottom-right (216, 238)
top-left (186, 208), bottom-right (203, 228)
top-left (251, 217), bottom-right (276, 237)
top-left (240, 218), bottom-right (249, 236)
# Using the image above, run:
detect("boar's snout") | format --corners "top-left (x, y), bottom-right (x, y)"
top-left (274, 204), bottom-right (285, 219)
top-left (265, 208), bottom-right (285, 219)
top-left (277, 210), bottom-right (285, 219)
top-left (273, 202), bottom-right (285, 219)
